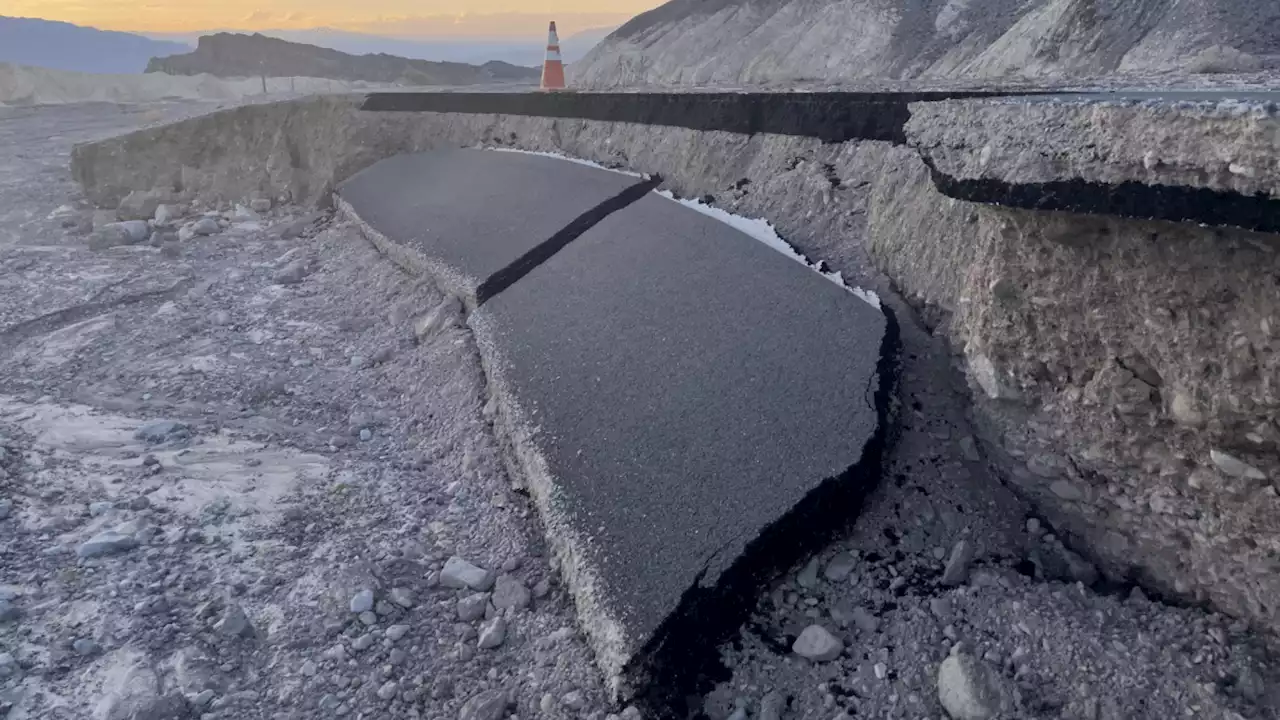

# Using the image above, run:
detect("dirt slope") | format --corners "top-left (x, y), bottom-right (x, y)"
top-left (572, 0), bottom-right (1280, 87)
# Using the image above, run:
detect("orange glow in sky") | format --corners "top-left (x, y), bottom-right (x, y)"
top-left (0, 1), bottom-right (662, 36)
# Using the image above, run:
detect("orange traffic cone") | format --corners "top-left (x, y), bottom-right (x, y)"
top-left (540, 21), bottom-right (566, 91)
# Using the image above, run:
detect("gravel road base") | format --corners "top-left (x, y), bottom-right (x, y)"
top-left (0, 100), bottom-right (1276, 720)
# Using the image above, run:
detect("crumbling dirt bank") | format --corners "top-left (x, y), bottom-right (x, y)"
top-left (70, 95), bottom-right (1280, 648)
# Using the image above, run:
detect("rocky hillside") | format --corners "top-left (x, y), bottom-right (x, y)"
top-left (572, 0), bottom-right (1280, 87)
top-left (147, 33), bottom-right (539, 86)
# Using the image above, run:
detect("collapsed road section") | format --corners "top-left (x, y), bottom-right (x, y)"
top-left (337, 149), bottom-right (891, 705)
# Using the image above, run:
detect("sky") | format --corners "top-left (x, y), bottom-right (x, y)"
top-left (0, 0), bottom-right (664, 36)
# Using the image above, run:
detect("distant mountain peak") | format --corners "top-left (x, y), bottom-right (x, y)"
top-left (0, 15), bottom-right (190, 74)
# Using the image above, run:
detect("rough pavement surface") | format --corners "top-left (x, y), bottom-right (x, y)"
top-left (468, 190), bottom-right (885, 697)
top-left (1, 101), bottom-right (1278, 720)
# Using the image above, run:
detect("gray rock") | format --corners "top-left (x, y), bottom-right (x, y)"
top-left (478, 617), bottom-right (507, 649)
top-left (214, 604), bottom-right (254, 638)
top-left (153, 204), bottom-right (180, 225)
top-left (249, 198), bottom-right (273, 213)
top-left (0, 652), bottom-right (15, 677)
top-left (1049, 480), bottom-right (1084, 501)
top-left (191, 689), bottom-right (215, 708)
top-left (90, 220), bottom-right (151, 249)
top-left (77, 531), bottom-right (139, 558)
top-left (796, 557), bottom-right (821, 589)
top-left (359, 611), bottom-right (378, 626)
top-left (532, 577), bottom-right (552, 598)
top-left (386, 624), bottom-right (410, 642)
top-left (377, 681), bottom-right (399, 700)
top-left (958, 436), bottom-right (981, 461)
top-left (117, 190), bottom-right (170, 222)
top-left (374, 600), bottom-right (395, 616)
top-left (273, 258), bottom-right (311, 285)
top-left (0, 600), bottom-right (19, 623)
top-left (491, 575), bottom-right (531, 612)
top-left (73, 638), bottom-right (100, 656)
top-left (458, 593), bottom-right (490, 622)
top-left (930, 597), bottom-right (954, 621)
top-left (847, 606), bottom-right (879, 634)
top-left (441, 556), bottom-right (494, 591)
top-left (937, 651), bottom-right (1012, 720)
top-left (389, 587), bottom-right (415, 608)
top-left (89, 501), bottom-right (115, 517)
top-left (318, 694), bottom-right (340, 711)
top-left (352, 634), bottom-right (375, 651)
top-left (561, 690), bottom-right (586, 710)
top-left (128, 496), bottom-right (151, 511)
top-left (323, 644), bottom-right (347, 661)
top-left (0, 499), bottom-right (11, 519)
top-left (822, 552), bottom-right (856, 582)
top-left (759, 692), bottom-right (787, 720)
top-left (459, 690), bottom-right (509, 720)
top-left (350, 589), bottom-right (375, 613)
top-left (191, 217), bottom-right (220, 236)
top-left (134, 420), bottom-right (191, 445)
top-left (1210, 450), bottom-right (1266, 480)
top-left (792, 625), bottom-right (842, 662)
top-left (942, 539), bottom-right (976, 586)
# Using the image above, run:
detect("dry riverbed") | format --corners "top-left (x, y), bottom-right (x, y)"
top-left (0, 100), bottom-right (1276, 720)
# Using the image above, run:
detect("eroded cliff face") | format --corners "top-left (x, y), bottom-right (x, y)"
top-left (69, 94), bottom-right (1280, 646)
top-left (570, 0), bottom-right (1280, 88)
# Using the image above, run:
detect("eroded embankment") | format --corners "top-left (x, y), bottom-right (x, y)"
top-left (69, 94), bottom-right (1280, 652)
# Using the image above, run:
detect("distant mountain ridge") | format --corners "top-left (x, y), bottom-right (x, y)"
top-left (146, 33), bottom-right (540, 85)
top-left (0, 16), bottom-right (190, 74)
top-left (573, 0), bottom-right (1280, 88)
top-left (145, 26), bottom-right (617, 67)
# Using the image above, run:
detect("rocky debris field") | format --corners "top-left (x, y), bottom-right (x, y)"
top-left (0, 101), bottom-right (1278, 720)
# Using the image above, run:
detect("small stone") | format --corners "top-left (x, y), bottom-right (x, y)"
top-left (117, 190), bottom-right (169, 221)
top-left (350, 589), bottom-right (375, 613)
top-left (848, 606), bottom-right (879, 634)
top-left (1025, 518), bottom-right (1041, 535)
top-left (301, 660), bottom-right (318, 676)
top-left (930, 597), bottom-right (953, 621)
top-left (458, 594), bottom-right (490, 622)
top-left (823, 552), bottom-right (856, 582)
top-left (1210, 450), bottom-right (1266, 480)
top-left (350, 355), bottom-right (368, 370)
top-left (89, 501), bottom-right (115, 517)
top-left (941, 539), bottom-right (975, 586)
top-left (359, 611), bottom-right (378, 626)
top-left (352, 634), bottom-right (375, 651)
top-left (0, 499), bottom-right (11, 519)
top-left (250, 198), bottom-right (273, 213)
top-left (478, 616), bottom-right (507, 649)
top-left (492, 575), bottom-right (531, 611)
top-left (214, 603), bottom-right (254, 638)
top-left (134, 420), bottom-right (191, 445)
top-left (958, 436), bottom-right (980, 461)
top-left (192, 689), bottom-right (216, 707)
top-left (73, 638), bottom-right (100, 656)
top-left (273, 258), bottom-right (311, 285)
top-left (318, 693), bottom-right (340, 711)
top-left (388, 587), bottom-right (415, 608)
top-left (793, 625), bottom-right (843, 662)
top-left (360, 428), bottom-right (373, 442)
top-left (323, 644), bottom-right (347, 661)
top-left (441, 556), bottom-right (494, 591)
top-left (532, 577), bottom-right (552, 598)
top-left (874, 662), bottom-right (888, 680)
top-left (459, 690), bottom-right (509, 720)
top-left (377, 681), bottom-right (399, 700)
top-left (1049, 480), bottom-right (1084, 501)
top-left (0, 600), bottom-right (20, 623)
top-left (501, 557), bottom-right (522, 572)
top-left (387, 624), bottom-right (410, 642)
top-left (192, 217), bottom-right (220, 236)
top-left (128, 495), bottom-right (151, 511)
top-left (937, 651), bottom-right (1011, 720)
top-left (0, 652), bottom-right (15, 677)
top-left (561, 690), bottom-right (586, 710)
top-left (759, 692), bottom-right (786, 720)
top-left (374, 600), bottom-right (396, 616)
top-left (796, 557), bottom-right (821, 589)
top-left (77, 531), bottom-right (139, 558)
